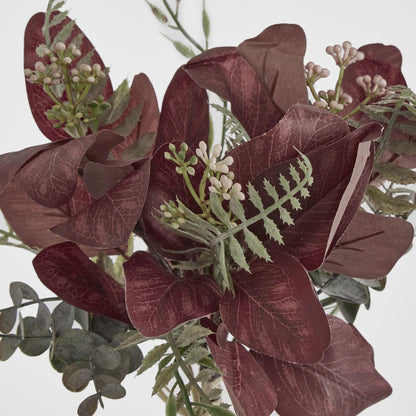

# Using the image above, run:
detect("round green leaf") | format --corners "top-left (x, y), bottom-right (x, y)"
top-left (0, 307), bottom-right (17, 334)
top-left (52, 302), bottom-right (75, 336)
top-left (63, 361), bottom-right (93, 392)
top-left (0, 337), bottom-right (21, 361)
top-left (9, 282), bottom-right (38, 306)
top-left (77, 394), bottom-right (99, 416)
top-left (92, 345), bottom-right (121, 370)
top-left (17, 316), bottom-right (51, 356)
top-left (100, 382), bottom-right (126, 399)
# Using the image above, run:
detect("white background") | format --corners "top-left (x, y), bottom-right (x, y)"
top-left (1, 1), bottom-right (416, 415)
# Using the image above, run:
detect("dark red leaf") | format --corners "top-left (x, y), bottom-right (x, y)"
top-left (184, 47), bottom-right (281, 138)
top-left (33, 242), bottom-right (130, 324)
top-left (124, 251), bottom-right (221, 337)
top-left (228, 104), bottom-right (349, 190)
top-left (83, 160), bottom-right (134, 199)
top-left (15, 135), bottom-right (97, 208)
top-left (323, 211), bottom-right (414, 279)
top-left (253, 315), bottom-right (392, 416)
top-left (155, 67), bottom-right (209, 151)
top-left (51, 159), bottom-right (150, 249)
top-left (0, 178), bottom-right (94, 252)
top-left (250, 121), bottom-right (380, 270)
top-left (109, 74), bottom-right (159, 159)
top-left (24, 13), bottom-right (112, 141)
top-left (206, 325), bottom-right (277, 416)
top-left (237, 24), bottom-right (308, 113)
top-left (0, 142), bottom-right (58, 194)
top-left (220, 249), bottom-right (330, 364)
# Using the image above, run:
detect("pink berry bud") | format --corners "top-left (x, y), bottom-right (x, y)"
top-left (54, 42), bottom-right (66, 52)
top-left (34, 61), bottom-right (46, 73)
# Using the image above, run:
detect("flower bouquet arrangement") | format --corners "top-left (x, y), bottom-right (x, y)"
top-left (1, 1), bottom-right (415, 415)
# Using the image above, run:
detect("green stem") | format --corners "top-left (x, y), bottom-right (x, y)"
top-left (162, 0), bottom-right (205, 52)
top-left (374, 98), bottom-right (404, 162)
top-left (43, 85), bottom-right (67, 110)
top-left (175, 371), bottom-right (196, 416)
top-left (166, 332), bottom-right (210, 404)
top-left (182, 169), bottom-right (203, 210)
top-left (334, 64), bottom-right (345, 102)
top-left (220, 100), bottom-right (228, 156)
top-left (306, 78), bottom-right (321, 103)
top-left (342, 95), bottom-right (373, 120)
top-left (1, 297), bottom-right (60, 312)
top-left (74, 84), bottom-right (92, 107)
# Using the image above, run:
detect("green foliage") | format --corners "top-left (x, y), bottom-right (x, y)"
top-left (42, 0), bottom-right (69, 47)
top-left (152, 362), bottom-right (179, 396)
top-left (375, 163), bottom-right (416, 185)
top-left (137, 343), bottom-right (170, 375)
top-left (211, 103), bottom-right (251, 150)
top-left (366, 185), bottom-right (416, 215)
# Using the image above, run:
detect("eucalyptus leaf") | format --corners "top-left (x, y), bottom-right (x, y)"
top-left (91, 315), bottom-right (129, 342)
top-left (55, 329), bottom-right (106, 363)
top-left (9, 282), bottom-right (38, 306)
top-left (17, 316), bottom-right (51, 356)
top-left (92, 345), bottom-right (121, 370)
top-left (0, 307), bottom-right (17, 334)
top-left (77, 394), bottom-right (99, 416)
top-left (36, 302), bottom-right (52, 332)
top-left (100, 382), bottom-right (126, 399)
top-left (336, 300), bottom-right (360, 324)
top-left (319, 274), bottom-right (369, 305)
top-left (74, 308), bottom-right (89, 330)
top-left (63, 362), bottom-right (93, 392)
top-left (0, 337), bottom-right (21, 361)
top-left (52, 302), bottom-right (75, 336)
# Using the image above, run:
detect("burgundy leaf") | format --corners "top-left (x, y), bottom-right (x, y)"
top-left (155, 67), bottom-right (209, 151)
top-left (83, 160), bottom-right (134, 199)
top-left (85, 130), bottom-right (125, 163)
top-left (124, 251), bottom-right (221, 337)
top-left (184, 47), bottom-right (281, 138)
top-left (206, 324), bottom-right (277, 416)
top-left (250, 122), bottom-right (380, 270)
top-left (15, 135), bottom-right (97, 208)
top-left (24, 13), bottom-right (112, 141)
top-left (0, 141), bottom-right (59, 194)
top-left (228, 104), bottom-right (349, 190)
top-left (237, 24), bottom-right (308, 113)
top-left (323, 211), bottom-right (414, 279)
top-left (109, 74), bottom-right (159, 159)
top-left (51, 159), bottom-right (150, 249)
top-left (253, 315), bottom-right (392, 416)
top-left (0, 178), bottom-right (94, 251)
top-left (220, 249), bottom-right (330, 363)
top-left (33, 242), bottom-right (130, 324)
top-left (139, 142), bottom-right (205, 256)
top-left (341, 43), bottom-right (406, 119)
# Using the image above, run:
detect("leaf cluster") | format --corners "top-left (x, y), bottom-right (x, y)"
top-left (0, 281), bottom-right (143, 416)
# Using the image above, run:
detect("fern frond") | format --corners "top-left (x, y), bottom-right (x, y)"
top-left (210, 151), bottom-right (313, 270)
top-left (42, 0), bottom-right (69, 47)
top-left (210, 103), bottom-right (251, 150)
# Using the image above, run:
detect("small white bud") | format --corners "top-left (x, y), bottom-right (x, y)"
top-left (52, 71), bottom-right (62, 79)
top-left (54, 42), bottom-right (66, 52)
top-left (50, 56), bottom-right (58, 63)
top-left (87, 76), bottom-right (96, 83)
top-left (63, 57), bottom-right (72, 65)
top-left (92, 63), bottom-right (102, 72)
top-left (52, 79), bottom-right (61, 85)
top-left (29, 74), bottom-right (39, 82)
top-left (24, 68), bottom-right (33, 77)
top-left (79, 63), bottom-right (92, 72)
top-left (34, 61), bottom-right (46, 73)
top-left (74, 49), bottom-right (82, 57)
top-left (43, 77), bottom-right (52, 85)
top-left (97, 71), bottom-right (106, 79)
top-left (72, 76), bottom-right (80, 83)
top-left (212, 144), bottom-right (222, 159)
